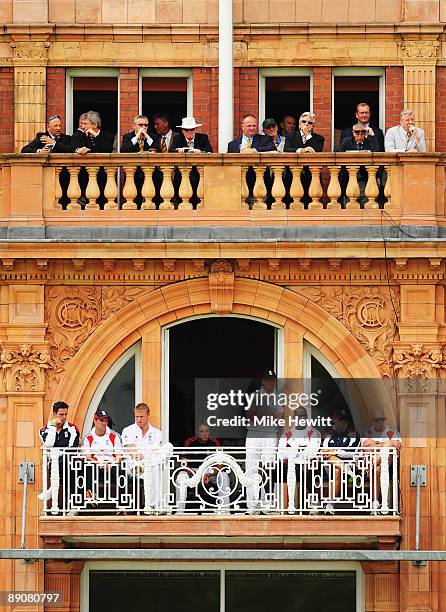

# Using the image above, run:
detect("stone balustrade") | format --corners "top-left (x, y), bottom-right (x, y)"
top-left (0, 152), bottom-right (443, 226)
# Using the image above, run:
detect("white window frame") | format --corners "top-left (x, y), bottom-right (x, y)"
top-left (81, 560), bottom-right (365, 612)
top-left (331, 67), bottom-right (386, 147)
top-left (138, 68), bottom-right (193, 118)
top-left (83, 342), bottom-right (142, 438)
top-left (65, 68), bottom-right (120, 136)
top-left (161, 314), bottom-right (284, 442)
top-left (258, 67), bottom-right (313, 128)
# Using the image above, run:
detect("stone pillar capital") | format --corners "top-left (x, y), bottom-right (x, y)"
top-left (398, 39), bottom-right (440, 65)
top-left (10, 41), bottom-right (50, 66)
top-left (0, 341), bottom-right (52, 393)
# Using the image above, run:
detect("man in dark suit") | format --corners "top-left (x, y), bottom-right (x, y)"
top-left (284, 112), bottom-right (325, 152)
top-left (153, 113), bottom-right (183, 153)
top-left (337, 124), bottom-right (380, 152)
top-left (21, 115), bottom-right (73, 153)
top-left (175, 117), bottom-right (213, 152)
top-left (71, 110), bottom-right (114, 154)
top-left (227, 114), bottom-right (275, 153)
top-left (341, 102), bottom-right (384, 151)
top-left (121, 115), bottom-right (159, 153)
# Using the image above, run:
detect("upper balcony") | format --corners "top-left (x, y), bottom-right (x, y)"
top-left (0, 153), bottom-right (445, 247)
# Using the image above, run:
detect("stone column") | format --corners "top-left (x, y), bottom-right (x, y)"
top-left (398, 40), bottom-right (439, 151)
top-left (10, 41), bottom-right (50, 153)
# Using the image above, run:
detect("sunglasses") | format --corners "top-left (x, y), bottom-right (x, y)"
top-left (373, 417), bottom-right (386, 423)
top-left (301, 119), bottom-right (314, 125)
top-left (354, 130), bottom-right (367, 134)
top-left (48, 115), bottom-right (61, 121)
top-left (136, 123), bottom-right (149, 127)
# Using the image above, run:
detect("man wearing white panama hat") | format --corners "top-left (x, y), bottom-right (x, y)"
top-left (175, 116), bottom-right (213, 153)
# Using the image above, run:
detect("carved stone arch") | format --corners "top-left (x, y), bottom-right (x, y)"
top-left (51, 278), bottom-right (388, 429)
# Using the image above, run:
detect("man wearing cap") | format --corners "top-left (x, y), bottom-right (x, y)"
top-left (21, 115), bottom-right (73, 154)
top-left (38, 401), bottom-right (80, 509)
top-left (262, 118), bottom-right (285, 152)
top-left (121, 403), bottom-right (173, 513)
top-left (321, 409), bottom-right (360, 513)
top-left (175, 117), bottom-right (213, 153)
top-left (245, 369), bottom-right (283, 513)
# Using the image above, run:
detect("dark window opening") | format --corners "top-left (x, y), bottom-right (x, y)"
top-left (265, 76), bottom-right (310, 134)
top-left (93, 355), bottom-right (135, 435)
top-left (72, 76), bottom-right (118, 138)
top-left (142, 77), bottom-right (188, 131)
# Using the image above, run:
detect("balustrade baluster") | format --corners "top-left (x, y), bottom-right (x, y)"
top-left (345, 165), bottom-right (360, 209)
top-left (289, 164), bottom-right (304, 210)
top-left (384, 165), bottom-right (392, 208)
top-left (122, 165), bottom-right (138, 210)
top-left (178, 165), bottom-right (193, 210)
top-left (54, 166), bottom-right (63, 209)
top-left (196, 165), bottom-right (204, 209)
top-left (241, 165), bottom-right (250, 208)
top-left (85, 166), bottom-right (100, 209)
top-left (252, 166), bottom-right (267, 209)
top-left (326, 165), bottom-right (341, 209)
top-left (159, 165), bottom-right (175, 210)
top-left (308, 165), bottom-right (323, 209)
top-left (141, 166), bottom-right (156, 210)
top-left (103, 167), bottom-right (118, 210)
top-left (67, 166), bottom-right (81, 210)
top-left (271, 165), bottom-right (286, 209)
top-left (364, 165), bottom-right (379, 209)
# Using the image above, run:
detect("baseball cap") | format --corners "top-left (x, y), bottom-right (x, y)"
top-left (260, 368), bottom-right (277, 380)
top-left (332, 409), bottom-right (348, 421)
top-left (94, 408), bottom-right (113, 427)
top-left (262, 118), bottom-right (277, 129)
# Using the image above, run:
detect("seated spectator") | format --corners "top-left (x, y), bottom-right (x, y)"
top-left (121, 114), bottom-right (159, 152)
top-left (280, 114), bottom-right (297, 136)
top-left (175, 116), bottom-right (213, 152)
top-left (341, 102), bottom-right (384, 151)
top-left (227, 114), bottom-right (275, 153)
top-left (71, 110), bottom-right (114, 154)
top-left (38, 401), bottom-right (80, 512)
top-left (321, 409), bottom-right (360, 513)
top-left (278, 407), bottom-right (322, 513)
top-left (153, 113), bottom-right (183, 152)
top-left (176, 423), bottom-right (230, 514)
top-left (121, 402), bottom-right (173, 513)
top-left (262, 118), bottom-right (285, 152)
top-left (385, 109), bottom-right (427, 152)
top-left (284, 112), bottom-right (325, 153)
top-left (337, 123), bottom-right (380, 152)
top-left (21, 115), bottom-right (73, 154)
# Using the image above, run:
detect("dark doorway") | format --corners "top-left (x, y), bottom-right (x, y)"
top-left (72, 77), bottom-right (118, 138)
top-left (265, 76), bottom-right (310, 133)
top-left (168, 317), bottom-right (276, 445)
top-left (142, 77), bottom-right (188, 130)
top-left (311, 355), bottom-right (353, 434)
top-left (333, 76), bottom-right (381, 149)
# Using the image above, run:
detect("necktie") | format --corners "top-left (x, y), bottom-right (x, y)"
top-left (302, 133), bottom-right (306, 145)
top-left (274, 139), bottom-right (279, 150)
top-left (138, 138), bottom-right (144, 152)
top-left (161, 136), bottom-right (167, 153)
top-left (246, 138), bottom-right (251, 149)
top-left (187, 139), bottom-right (193, 149)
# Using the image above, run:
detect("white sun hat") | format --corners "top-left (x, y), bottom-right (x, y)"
top-left (176, 116), bottom-right (202, 129)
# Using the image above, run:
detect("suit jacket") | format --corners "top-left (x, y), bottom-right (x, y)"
top-left (227, 134), bottom-right (275, 153)
top-left (384, 125), bottom-right (427, 152)
top-left (337, 135), bottom-right (380, 152)
top-left (284, 131), bottom-right (325, 153)
top-left (120, 130), bottom-right (160, 153)
top-left (342, 125), bottom-right (384, 151)
top-left (21, 132), bottom-right (73, 153)
top-left (153, 131), bottom-right (183, 153)
top-left (71, 129), bottom-right (114, 153)
top-left (175, 132), bottom-right (213, 153)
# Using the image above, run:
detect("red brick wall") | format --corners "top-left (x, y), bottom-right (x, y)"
top-left (192, 67), bottom-right (218, 152)
top-left (312, 67), bottom-right (332, 151)
top-left (234, 67), bottom-right (259, 138)
top-left (436, 67), bottom-right (446, 151)
top-left (0, 67), bottom-right (14, 153)
top-left (47, 67), bottom-right (66, 131)
top-left (385, 66), bottom-right (404, 133)
top-left (119, 68), bottom-right (139, 143)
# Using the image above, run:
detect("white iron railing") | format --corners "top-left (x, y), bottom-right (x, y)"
top-left (40, 446), bottom-right (399, 517)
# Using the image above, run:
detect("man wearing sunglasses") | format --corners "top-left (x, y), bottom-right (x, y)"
top-left (121, 115), bottom-right (159, 153)
top-left (341, 102), bottom-right (384, 151)
top-left (284, 112), bottom-right (325, 153)
top-left (21, 115), bottom-right (73, 154)
top-left (337, 123), bottom-right (380, 152)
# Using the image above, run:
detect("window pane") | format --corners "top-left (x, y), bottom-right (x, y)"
top-left (89, 571), bottom-right (220, 612)
top-left (95, 355), bottom-right (135, 434)
top-left (225, 571), bottom-right (356, 612)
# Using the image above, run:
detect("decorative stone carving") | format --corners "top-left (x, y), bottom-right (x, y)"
top-left (192, 260), bottom-right (206, 272)
top-left (163, 260), bottom-right (175, 272)
top-left (209, 260), bottom-right (234, 314)
top-left (36, 259), bottom-right (48, 271)
top-left (328, 259), bottom-right (341, 270)
top-left (133, 260), bottom-right (145, 272)
top-left (398, 40), bottom-right (439, 60)
top-left (237, 259), bottom-right (250, 272)
top-left (103, 260), bottom-right (115, 273)
top-left (101, 286), bottom-right (147, 320)
top-left (0, 343), bottom-right (52, 392)
top-left (268, 259), bottom-right (280, 271)
top-left (392, 343), bottom-right (444, 379)
top-left (10, 41), bottom-right (50, 62)
top-left (297, 286), bottom-right (343, 320)
top-left (72, 259), bottom-right (85, 271)
top-left (45, 287), bottom-right (102, 386)
top-left (2, 259), bottom-right (14, 270)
